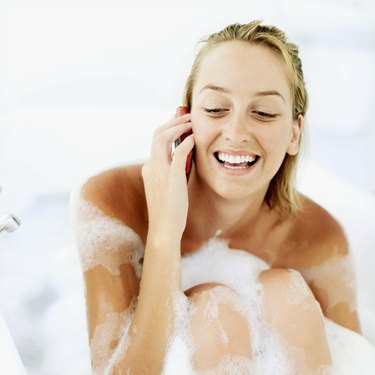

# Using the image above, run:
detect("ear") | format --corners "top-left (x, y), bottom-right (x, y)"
top-left (286, 114), bottom-right (303, 156)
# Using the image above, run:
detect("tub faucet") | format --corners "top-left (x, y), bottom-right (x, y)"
top-left (0, 185), bottom-right (21, 234)
top-left (0, 213), bottom-right (21, 234)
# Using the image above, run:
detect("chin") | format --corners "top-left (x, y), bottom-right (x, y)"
top-left (216, 181), bottom-right (266, 201)
top-left (195, 166), bottom-right (265, 201)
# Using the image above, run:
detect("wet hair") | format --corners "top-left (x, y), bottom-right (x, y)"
top-left (183, 20), bottom-right (308, 214)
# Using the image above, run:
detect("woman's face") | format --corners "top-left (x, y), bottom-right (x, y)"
top-left (190, 41), bottom-right (302, 200)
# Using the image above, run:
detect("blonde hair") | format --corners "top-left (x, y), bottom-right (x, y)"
top-left (183, 20), bottom-right (308, 214)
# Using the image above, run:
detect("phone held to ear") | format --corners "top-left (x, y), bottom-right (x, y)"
top-left (172, 106), bottom-right (194, 175)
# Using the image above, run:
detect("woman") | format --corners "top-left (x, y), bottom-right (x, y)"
top-left (72, 20), bottom-right (363, 374)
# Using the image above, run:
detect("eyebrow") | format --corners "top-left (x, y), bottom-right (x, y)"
top-left (199, 84), bottom-right (285, 103)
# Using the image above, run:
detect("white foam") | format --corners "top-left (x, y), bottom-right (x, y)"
top-left (70, 186), bottom-right (145, 373)
top-left (197, 355), bottom-right (254, 375)
top-left (162, 333), bottom-right (194, 375)
top-left (167, 238), bottom-right (375, 374)
top-left (70, 186), bottom-right (375, 374)
top-left (285, 269), bottom-right (312, 306)
top-left (181, 238), bottom-right (269, 293)
top-left (325, 318), bottom-right (375, 375)
top-left (70, 189), bottom-right (144, 277)
top-left (300, 254), bottom-right (357, 313)
top-left (162, 291), bottom-right (194, 375)
top-left (286, 345), bottom-right (333, 375)
top-left (168, 238), bottom-right (297, 374)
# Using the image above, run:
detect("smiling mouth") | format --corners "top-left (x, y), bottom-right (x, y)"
top-left (214, 152), bottom-right (260, 169)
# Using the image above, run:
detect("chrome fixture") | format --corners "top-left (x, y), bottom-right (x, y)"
top-left (0, 185), bottom-right (21, 234)
top-left (0, 213), bottom-right (21, 234)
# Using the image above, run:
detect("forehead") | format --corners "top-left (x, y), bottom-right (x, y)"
top-left (194, 41), bottom-right (291, 101)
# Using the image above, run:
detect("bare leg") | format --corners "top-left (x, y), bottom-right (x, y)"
top-left (259, 268), bottom-right (332, 373)
top-left (184, 270), bottom-right (332, 374)
top-left (185, 283), bottom-right (253, 372)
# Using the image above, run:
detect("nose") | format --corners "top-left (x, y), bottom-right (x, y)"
top-left (221, 111), bottom-right (250, 143)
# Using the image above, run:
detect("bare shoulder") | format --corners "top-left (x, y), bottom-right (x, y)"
top-left (80, 164), bottom-right (147, 237)
top-left (288, 194), bottom-right (361, 332)
top-left (289, 193), bottom-right (349, 265)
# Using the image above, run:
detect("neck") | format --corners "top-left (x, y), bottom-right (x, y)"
top-left (184, 172), bottom-right (270, 244)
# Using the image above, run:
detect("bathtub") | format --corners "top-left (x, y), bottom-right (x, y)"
top-left (0, 310), bottom-right (27, 375)
top-left (0, 107), bottom-right (374, 374)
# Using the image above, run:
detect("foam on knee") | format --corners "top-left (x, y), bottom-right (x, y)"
top-left (162, 287), bottom-right (251, 375)
top-left (285, 269), bottom-right (313, 306)
top-left (165, 239), bottom-right (311, 375)
top-left (190, 285), bottom-right (249, 343)
top-left (188, 285), bottom-right (254, 373)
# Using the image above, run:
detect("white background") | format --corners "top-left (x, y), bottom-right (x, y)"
top-left (0, 0), bottom-right (375, 198)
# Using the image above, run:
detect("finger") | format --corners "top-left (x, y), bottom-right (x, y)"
top-left (155, 112), bottom-right (191, 134)
top-left (171, 133), bottom-right (195, 172)
top-left (152, 122), bottom-right (192, 162)
top-left (170, 128), bottom-right (193, 158)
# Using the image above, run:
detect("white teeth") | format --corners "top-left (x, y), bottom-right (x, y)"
top-left (217, 152), bottom-right (256, 164)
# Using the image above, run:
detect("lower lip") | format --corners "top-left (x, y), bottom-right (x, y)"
top-left (213, 155), bottom-right (259, 176)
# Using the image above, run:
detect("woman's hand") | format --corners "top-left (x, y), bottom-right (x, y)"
top-left (142, 108), bottom-right (195, 240)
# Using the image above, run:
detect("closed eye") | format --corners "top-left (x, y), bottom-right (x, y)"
top-left (203, 108), bottom-right (278, 120)
top-left (253, 111), bottom-right (278, 119)
top-left (203, 108), bottom-right (230, 115)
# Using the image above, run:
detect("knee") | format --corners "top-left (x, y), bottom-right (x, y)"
top-left (184, 282), bottom-right (231, 300)
top-left (185, 282), bottom-right (243, 321)
top-left (259, 269), bottom-right (331, 370)
top-left (259, 268), bottom-right (316, 306)
top-left (185, 283), bottom-right (252, 371)
top-left (259, 268), bottom-right (325, 332)
top-left (185, 282), bottom-right (244, 326)
top-left (259, 267), bottom-right (304, 286)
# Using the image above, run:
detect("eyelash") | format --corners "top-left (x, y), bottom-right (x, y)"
top-left (204, 108), bottom-right (228, 114)
top-left (203, 108), bottom-right (278, 119)
top-left (254, 111), bottom-right (278, 119)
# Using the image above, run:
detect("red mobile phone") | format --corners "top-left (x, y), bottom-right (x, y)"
top-left (174, 106), bottom-right (194, 175)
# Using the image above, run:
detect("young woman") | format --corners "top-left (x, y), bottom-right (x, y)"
top-left (72, 20), bottom-right (364, 374)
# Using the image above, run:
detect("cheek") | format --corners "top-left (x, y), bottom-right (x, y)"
top-left (191, 118), bottom-right (216, 144)
top-left (263, 125), bottom-right (292, 150)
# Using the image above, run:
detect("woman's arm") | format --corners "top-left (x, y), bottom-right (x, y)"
top-left (297, 207), bottom-right (362, 334)
top-left (305, 233), bottom-right (361, 333)
top-left (72, 112), bottom-right (195, 375)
